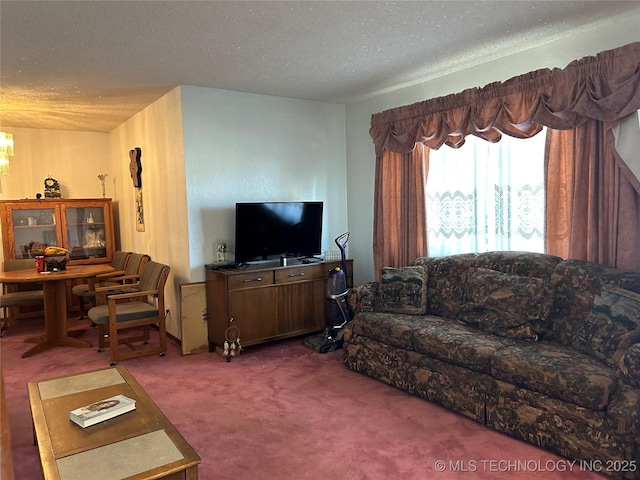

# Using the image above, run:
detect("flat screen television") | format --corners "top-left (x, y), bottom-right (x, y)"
top-left (235, 201), bottom-right (323, 263)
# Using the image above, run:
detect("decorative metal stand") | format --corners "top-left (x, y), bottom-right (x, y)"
top-left (98, 173), bottom-right (108, 198)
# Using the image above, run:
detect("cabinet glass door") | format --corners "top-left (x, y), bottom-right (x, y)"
top-left (12, 208), bottom-right (58, 258)
top-left (65, 206), bottom-right (108, 260)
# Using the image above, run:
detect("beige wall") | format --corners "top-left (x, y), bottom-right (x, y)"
top-left (180, 86), bottom-right (347, 281)
top-left (0, 129), bottom-right (111, 200)
top-left (110, 87), bottom-right (188, 336)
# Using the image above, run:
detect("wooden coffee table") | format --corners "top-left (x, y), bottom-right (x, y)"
top-left (27, 365), bottom-right (200, 480)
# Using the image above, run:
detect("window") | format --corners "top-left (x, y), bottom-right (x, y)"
top-left (426, 130), bottom-right (546, 257)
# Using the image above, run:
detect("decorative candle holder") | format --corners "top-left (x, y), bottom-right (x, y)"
top-left (97, 174), bottom-right (108, 198)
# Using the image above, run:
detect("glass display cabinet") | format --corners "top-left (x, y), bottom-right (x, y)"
top-left (1, 199), bottom-right (115, 265)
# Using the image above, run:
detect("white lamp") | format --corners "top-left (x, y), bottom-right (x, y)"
top-left (0, 132), bottom-right (14, 175)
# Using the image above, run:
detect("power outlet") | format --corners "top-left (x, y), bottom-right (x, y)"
top-left (165, 308), bottom-right (170, 316)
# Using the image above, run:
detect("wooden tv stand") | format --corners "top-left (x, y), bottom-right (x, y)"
top-left (205, 259), bottom-right (353, 353)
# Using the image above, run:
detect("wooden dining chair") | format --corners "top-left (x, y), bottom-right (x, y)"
top-left (72, 251), bottom-right (132, 318)
top-left (94, 252), bottom-right (150, 290)
top-left (88, 261), bottom-right (170, 365)
top-left (0, 259), bottom-right (44, 336)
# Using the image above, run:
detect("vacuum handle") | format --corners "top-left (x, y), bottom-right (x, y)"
top-left (335, 231), bottom-right (349, 252)
top-left (334, 231), bottom-right (350, 287)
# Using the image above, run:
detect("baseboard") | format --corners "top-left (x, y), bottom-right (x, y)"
top-left (147, 323), bottom-right (182, 347)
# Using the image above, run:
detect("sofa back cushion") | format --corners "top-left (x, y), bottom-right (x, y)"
top-left (413, 253), bottom-right (480, 319)
top-left (376, 266), bottom-right (428, 314)
top-left (413, 251), bottom-right (562, 322)
top-left (618, 343), bottom-right (640, 387)
top-left (574, 285), bottom-right (640, 367)
top-left (473, 251), bottom-right (562, 278)
top-left (458, 268), bottom-right (553, 340)
top-left (548, 259), bottom-right (640, 347)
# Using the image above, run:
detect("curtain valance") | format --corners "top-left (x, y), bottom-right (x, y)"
top-left (370, 42), bottom-right (640, 155)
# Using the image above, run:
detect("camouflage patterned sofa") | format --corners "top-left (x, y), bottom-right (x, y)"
top-left (343, 252), bottom-right (640, 478)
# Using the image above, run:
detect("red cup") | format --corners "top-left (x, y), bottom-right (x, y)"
top-left (35, 255), bottom-right (45, 273)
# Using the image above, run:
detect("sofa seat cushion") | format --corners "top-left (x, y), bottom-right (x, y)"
top-left (458, 268), bottom-right (553, 340)
top-left (491, 342), bottom-right (618, 410)
top-left (413, 317), bottom-right (515, 374)
top-left (347, 312), bottom-right (426, 350)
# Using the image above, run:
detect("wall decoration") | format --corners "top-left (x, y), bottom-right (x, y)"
top-left (129, 147), bottom-right (142, 188)
top-left (44, 177), bottom-right (62, 198)
top-left (129, 147), bottom-right (145, 232)
top-left (135, 188), bottom-right (145, 232)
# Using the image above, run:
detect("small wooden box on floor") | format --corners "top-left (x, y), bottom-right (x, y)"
top-left (28, 365), bottom-right (200, 480)
top-left (206, 259), bottom-right (353, 352)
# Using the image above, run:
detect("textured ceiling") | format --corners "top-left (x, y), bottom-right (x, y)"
top-left (1, 1), bottom-right (639, 133)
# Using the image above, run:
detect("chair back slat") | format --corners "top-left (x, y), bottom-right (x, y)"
top-left (3, 259), bottom-right (37, 272)
top-left (2, 259), bottom-right (44, 335)
top-left (138, 261), bottom-right (170, 293)
top-left (124, 253), bottom-right (150, 276)
top-left (111, 251), bottom-right (132, 271)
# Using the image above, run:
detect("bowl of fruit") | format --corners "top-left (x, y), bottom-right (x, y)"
top-left (44, 246), bottom-right (70, 271)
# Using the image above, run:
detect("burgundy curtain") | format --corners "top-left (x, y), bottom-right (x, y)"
top-left (371, 42), bottom-right (640, 270)
top-left (373, 144), bottom-right (428, 274)
top-left (546, 120), bottom-right (640, 270)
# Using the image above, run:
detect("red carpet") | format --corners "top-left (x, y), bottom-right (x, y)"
top-left (1, 319), bottom-right (606, 479)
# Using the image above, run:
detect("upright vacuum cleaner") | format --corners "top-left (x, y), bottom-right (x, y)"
top-left (304, 232), bottom-right (353, 353)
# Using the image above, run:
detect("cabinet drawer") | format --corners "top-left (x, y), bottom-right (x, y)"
top-left (227, 271), bottom-right (274, 290)
top-left (275, 264), bottom-right (328, 284)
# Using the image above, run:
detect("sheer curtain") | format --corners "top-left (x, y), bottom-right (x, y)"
top-left (370, 42), bottom-right (640, 272)
top-left (426, 131), bottom-right (546, 257)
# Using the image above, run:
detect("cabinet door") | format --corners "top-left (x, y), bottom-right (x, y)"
top-left (61, 202), bottom-right (113, 262)
top-left (277, 279), bottom-right (326, 336)
top-left (4, 206), bottom-right (61, 258)
top-left (1, 199), bottom-right (115, 264)
top-left (228, 287), bottom-right (278, 346)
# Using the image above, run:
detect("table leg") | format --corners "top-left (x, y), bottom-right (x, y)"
top-left (22, 279), bottom-right (92, 358)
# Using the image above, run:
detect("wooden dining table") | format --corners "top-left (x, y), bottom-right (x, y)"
top-left (0, 264), bottom-right (114, 358)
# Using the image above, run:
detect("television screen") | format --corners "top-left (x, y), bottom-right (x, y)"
top-left (235, 202), bottom-right (323, 263)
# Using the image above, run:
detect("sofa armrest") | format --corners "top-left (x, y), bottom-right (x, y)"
top-left (618, 342), bottom-right (640, 387)
top-left (348, 282), bottom-right (378, 314)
